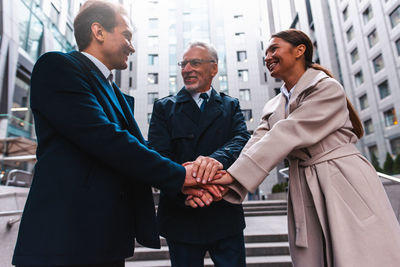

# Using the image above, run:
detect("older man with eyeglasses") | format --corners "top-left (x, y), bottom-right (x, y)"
top-left (148, 42), bottom-right (250, 267)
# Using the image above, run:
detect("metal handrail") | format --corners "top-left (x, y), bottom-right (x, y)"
top-left (279, 168), bottom-right (400, 184)
top-left (377, 172), bottom-right (400, 183)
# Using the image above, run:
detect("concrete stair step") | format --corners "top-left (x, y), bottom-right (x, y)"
top-left (244, 206), bottom-right (287, 212)
top-left (129, 241), bottom-right (289, 261)
top-left (126, 255), bottom-right (292, 267)
top-left (135, 234), bottom-right (289, 248)
top-left (244, 210), bottom-right (287, 216)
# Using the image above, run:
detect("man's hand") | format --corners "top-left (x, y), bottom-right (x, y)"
top-left (191, 156), bottom-right (223, 184)
top-left (185, 191), bottom-right (213, 208)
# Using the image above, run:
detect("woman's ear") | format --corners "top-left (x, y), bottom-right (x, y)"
top-left (295, 44), bottom-right (306, 59)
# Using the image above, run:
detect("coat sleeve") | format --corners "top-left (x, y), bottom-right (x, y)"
top-left (225, 79), bottom-right (350, 203)
top-left (208, 99), bottom-right (250, 169)
top-left (30, 52), bottom-right (185, 195)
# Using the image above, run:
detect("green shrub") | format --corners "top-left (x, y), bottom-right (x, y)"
top-left (272, 182), bottom-right (288, 193)
top-left (383, 152), bottom-right (394, 175)
top-left (371, 153), bottom-right (383, 173)
top-left (393, 154), bottom-right (400, 174)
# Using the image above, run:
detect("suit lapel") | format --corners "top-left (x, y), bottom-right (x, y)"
top-left (69, 52), bottom-right (130, 128)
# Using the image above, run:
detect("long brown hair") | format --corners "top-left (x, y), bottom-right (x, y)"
top-left (271, 29), bottom-right (364, 138)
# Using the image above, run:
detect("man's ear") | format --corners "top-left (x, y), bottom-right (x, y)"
top-left (295, 44), bottom-right (306, 59)
top-left (91, 22), bottom-right (105, 43)
top-left (211, 63), bottom-right (218, 77)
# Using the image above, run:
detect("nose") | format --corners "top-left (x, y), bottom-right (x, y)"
top-left (265, 52), bottom-right (272, 62)
top-left (128, 42), bottom-right (135, 54)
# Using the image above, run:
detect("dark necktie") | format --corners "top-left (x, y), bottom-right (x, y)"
top-left (199, 93), bottom-right (209, 112)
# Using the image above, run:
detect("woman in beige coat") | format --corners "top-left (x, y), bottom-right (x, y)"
top-left (215, 29), bottom-right (400, 266)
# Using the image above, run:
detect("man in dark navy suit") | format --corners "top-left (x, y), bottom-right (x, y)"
top-left (12, 1), bottom-right (201, 267)
top-left (148, 42), bottom-right (250, 267)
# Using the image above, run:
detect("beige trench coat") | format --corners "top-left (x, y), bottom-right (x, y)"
top-left (225, 68), bottom-right (400, 267)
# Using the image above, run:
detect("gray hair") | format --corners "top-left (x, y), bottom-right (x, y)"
top-left (184, 41), bottom-right (219, 63)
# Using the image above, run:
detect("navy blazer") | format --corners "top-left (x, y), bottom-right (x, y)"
top-left (148, 88), bottom-right (250, 244)
top-left (12, 51), bottom-right (185, 266)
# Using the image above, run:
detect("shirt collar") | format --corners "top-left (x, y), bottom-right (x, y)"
top-left (280, 84), bottom-right (295, 101)
top-left (188, 87), bottom-right (212, 102)
top-left (81, 52), bottom-right (113, 82)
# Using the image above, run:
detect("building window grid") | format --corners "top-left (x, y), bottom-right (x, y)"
top-left (147, 73), bottom-right (159, 84)
top-left (354, 70), bottom-right (364, 87)
top-left (383, 107), bottom-right (398, 127)
top-left (342, 6), bottom-right (349, 21)
top-left (237, 51), bottom-right (247, 62)
top-left (148, 92), bottom-right (159, 104)
top-left (350, 47), bottom-right (359, 64)
top-left (389, 5), bottom-right (400, 28)
top-left (238, 69), bottom-right (249, 82)
top-left (148, 54), bottom-right (159, 65)
top-left (362, 5), bottom-right (373, 25)
top-left (378, 80), bottom-right (390, 99)
top-left (359, 93), bottom-right (369, 110)
top-left (395, 38), bottom-right (400, 56)
top-left (367, 29), bottom-right (378, 48)
top-left (242, 109), bottom-right (253, 122)
top-left (372, 54), bottom-right (384, 73)
top-left (363, 119), bottom-right (374, 135)
top-left (346, 26), bottom-right (354, 42)
top-left (239, 89), bottom-right (251, 101)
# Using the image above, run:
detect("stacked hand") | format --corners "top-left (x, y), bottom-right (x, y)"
top-left (182, 156), bottom-right (235, 208)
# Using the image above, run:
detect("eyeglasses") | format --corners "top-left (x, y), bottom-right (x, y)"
top-left (178, 59), bottom-right (216, 68)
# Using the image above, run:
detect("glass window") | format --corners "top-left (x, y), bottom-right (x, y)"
top-left (148, 92), bottom-right (159, 104)
top-left (342, 6), bottom-right (349, 21)
top-left (390, 5), bottom-right (400, 28)
top-left (50, 3), bottom-right (60, 25)
top-left (219, 75), bottom-right (228, 93)
top-left (129, 61), bottom-right (133, 71)
top-left (396, 38), bottom-right (400, 56)
top-left (239, 89), bottom-right (251, 101)
top-left (363, 119), bottom-right (374, 135)
top-left (148, 36), bottom-right (159, 49)
top-left (238, 69), bottom-right (249, 82)
top-left (359, 94), bottom-right (369, 110)
top-left (65, 23), bottom-right (73, 44)
top-left (169, 76), bottom-right (177, 94)
top-left (147, 73), bottom-right (158, 84)
top-left (237, 51), bottom-right (247, 62)
top-left (372, 54), bottom-right (384, 73)
top-left (367, 29), bottom-right (378, 48)
top-left (354, 70), bottom-right (364, 87)
top-left (350, 48), bottom-right (359, 64)
top-left (149, 18), bottom-right (159, 29)
top-left (378, 80), bottom-right (390, 99)
top-left (242, 109), bottom-right (253, 121)
top-left (129, 77), bottom-right (132, 88)
top-left (390, 137), bottom-right (400, 155)
top-left (148, 54), bottom-right (159, 65)
top-left (346, 26), bottom-right (354, 42)
top-left (362, 5), bottom-right (373, 24)
top-left (384, 107), bottom-right (398, 127)
top-left (274, 88), bottom-right (281, 95)
top-left (235, 32), bottom-right (245, 45)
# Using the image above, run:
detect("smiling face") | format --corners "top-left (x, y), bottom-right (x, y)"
top-left (101, 14), bottom-right (134, 70)
top-left (181, 46), bottom-right (218, 93)
top-left (265, 37), bottom-right (302, 81)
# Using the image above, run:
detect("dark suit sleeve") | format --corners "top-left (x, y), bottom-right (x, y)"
top-left (30, 52), bottom-right (185, 195)
top-left (209, 99), bottom-right (250, 169)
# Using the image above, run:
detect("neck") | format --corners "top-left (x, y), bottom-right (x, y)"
top-left (82, 47), bottom-right (112, 71)
top-left (283, 66), bottom-right (306, 91)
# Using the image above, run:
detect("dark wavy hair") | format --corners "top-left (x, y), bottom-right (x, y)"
top-left (271, 29), bottom-right (363, 139)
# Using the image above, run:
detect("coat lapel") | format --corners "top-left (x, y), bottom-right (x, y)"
top-left (198, 89), bottom-right (222, 133)
top-left (268, 94), bottom-right (286, 128)
top-left (176, 88), bottom-right (202, 125)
